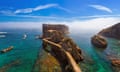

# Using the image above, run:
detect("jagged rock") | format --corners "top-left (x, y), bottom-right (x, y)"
top-left (41, 24), bottom-right (83, 72)
top-left (111, 59), bottom-right (120, 67)
top-left (98, 23), bottom-right (120, 39)
top-left (91, 35), bottom-right (107, 48)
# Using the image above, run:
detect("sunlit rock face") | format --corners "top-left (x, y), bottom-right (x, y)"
top-left (111, 59), bottom-right (120, 67)
top-left (98, 23), bottom-right (120, 40)
top-left (91, 35), bottom-right (107, 48)
top-left (43, 24), bottom-right (69, 38)
top-left (42, 24), bottom-right (83, 72)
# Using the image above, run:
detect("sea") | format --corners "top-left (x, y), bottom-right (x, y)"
top-left (0, 28), bottom-right (120, 72)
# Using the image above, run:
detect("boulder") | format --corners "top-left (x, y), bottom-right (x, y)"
top-left (98, 23), bottom-right (120, 39)
top-left (91, 35), bottom-right (107, 48)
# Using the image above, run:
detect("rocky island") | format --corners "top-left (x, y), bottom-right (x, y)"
top-left (33, 24), bottom-right (83, 72)
top-left (91, 23), bottom-right (120, 48)
top-left (91, 23), bottom-right (120, 72)
top-left (91, 35), bottom-right (107, 48)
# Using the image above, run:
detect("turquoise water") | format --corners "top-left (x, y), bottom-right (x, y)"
top-left (70, 32), bottom-right (116, 72)
top-left (0, 29), bottom-right (42, 72)
top-left (0, 29), bottom-right (119, 72)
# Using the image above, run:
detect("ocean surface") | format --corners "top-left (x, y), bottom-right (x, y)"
top-left (0, 28), bottom-right (120, 72)
top-left (0, 29), bottom-right (42, 72)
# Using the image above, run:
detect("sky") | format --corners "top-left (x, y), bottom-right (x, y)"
top-left (0, 0), bottom-right (120, 30)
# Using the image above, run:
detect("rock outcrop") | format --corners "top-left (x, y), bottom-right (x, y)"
top-left (43, 24), bottom-right (69, 37)
top-left (41, 24), bottom-right (83, 72)
top-left (111, 59), bottom-right (120, 67)
top-left (91, 35), bottom-right (107, 48)
top-left (98, 23), bottom-right (120, 39)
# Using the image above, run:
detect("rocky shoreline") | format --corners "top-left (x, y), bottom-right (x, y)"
top-left (39, 24), bottom-right (83, 72)
top-left (98, 23), bottom-right (120, 40)
top-left (33, 23), bottom-right (120, 72)
top-left (91, 23), bottom-right (120, 72)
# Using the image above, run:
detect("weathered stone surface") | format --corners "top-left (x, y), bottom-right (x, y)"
top-left (98, 23), bottom-right (120, 39)
top-left (111, 59), bottom-right (120, 67)
top-left (43, 24), bottom-right (69, 38)
top-left (91, 35), bottom-right (107, 48)
top-left (41, 24), bottom-right (83, 72)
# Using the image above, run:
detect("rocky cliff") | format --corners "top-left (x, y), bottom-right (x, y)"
top-left (43, 24), bottom-right (69, 38)
top-left (97, 23), bottom-right (120, 71)
top-left (41, 24), bottom-right (83, 72)
top-left (98, 23), bottom-right (120, 39)
top-left (91, 35), bottom-right (107, 48)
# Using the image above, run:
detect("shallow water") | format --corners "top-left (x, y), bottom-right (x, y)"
top-left (0, 29), bottom-right (42, 72)
top-left (0, 29), bottom-right (119, 72)
top-left (70, 32), bottom-right (116, 72)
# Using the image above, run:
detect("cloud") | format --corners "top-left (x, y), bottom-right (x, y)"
top-left (14, 8), bottom-right (33, 14)
top-left (57, 6), bottom-right (74, 13)
top-left (89, 5), bottom-right (112, 13)
top-left (0, 17), bottom-right (120, 34)
top-left (71, 15), bottom-right (120, 19)
top-left (0, 4), bottom-right (73, 15)
top-left (33, 4), bottom-right (58, 11)
top-left (14, 4), bottom-right (72, 14)
top-left (0, 10), bottom-right (15, 15)
top-left (14, 4), bottom-right (58, 14)
top-left (4, 14), bottom-right (120, 22)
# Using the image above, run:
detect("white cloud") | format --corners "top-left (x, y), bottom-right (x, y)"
top-left (0, 10), bottom-right (15, 15)
top-left (68, 18), bottom-right (120, 32)
top-left (33, 4), bottom-right (58, 11)
top-left (14, 4), bottom-right (58, 14)
top-left (0, 17), bottom-right (120, 34)
top-left (71, 15), bottom-right (120, 20)
top-left (13, 4), bottom-right (72, 14)
top-left (57, 6), bottom-right (74, 13)
top-left (15, 8), bottom-right (33, 14)
top-left (0, 22), bottom-right (42, 29)
top-left (89, 5), bottom-right (112, 13)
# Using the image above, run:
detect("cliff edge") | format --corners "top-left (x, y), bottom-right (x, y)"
top-left (98, 23), bottom-right (120, 39)
top-left (41, 24), bottom-right (83, 72)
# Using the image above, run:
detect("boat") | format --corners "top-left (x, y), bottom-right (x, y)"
top-left (23, 34), bottom-right (27, 39)
top-left (0, 35), bottom-right (6, 38)
top-left (0, 32), bottom-right (7, 34)
top-left (35, 35), bottom-right (41, 39)
top-left (0, 32), bottom-right (7, 38)
top-left (1, 46), bottom-right (14, 53)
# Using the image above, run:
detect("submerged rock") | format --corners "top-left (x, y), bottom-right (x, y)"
top-left (98, 23), bottom-right (120, 39)
top-left (0, 59), bottom-right (21, 72)
top-left (91, 35), bottom-right (107, 48)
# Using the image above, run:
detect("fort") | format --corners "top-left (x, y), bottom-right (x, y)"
top-left (40, 24), bottom-right (83, 72)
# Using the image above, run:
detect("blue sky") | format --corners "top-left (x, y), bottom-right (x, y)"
top-left (0, 0), bottom-right (120, 22)
top-left (0, 0), bottom-right (120, 30)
